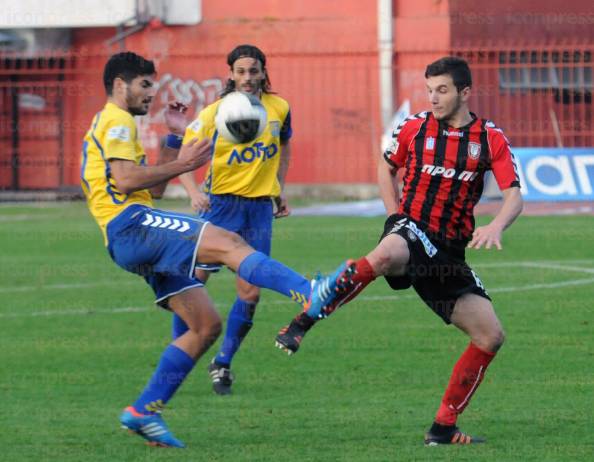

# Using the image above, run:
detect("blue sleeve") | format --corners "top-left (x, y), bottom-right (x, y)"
top-left (280, 110), bottom-right (292, 144)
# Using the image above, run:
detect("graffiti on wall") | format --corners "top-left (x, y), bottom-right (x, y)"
top-left (330, 107), bottom-right (369, 134)
top-left (138, 73), bottom-right (224, 150)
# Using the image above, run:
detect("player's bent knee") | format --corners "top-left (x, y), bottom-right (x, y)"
top-left (242, 294), bottom-right (260, 304)
top-left (476, 327), bottom-right (505, 353)
top-left (492, 328), bottom-right (505, 351)
top-left (214, 226), bottom-right (247, 250)
top-left (197, 315), bottom-right (222, 344)
top-left (371, 253), bottom-right (391, 275)
top-left (237, 286), bottom-right (260, 304)
top-left (199, 225), bottom-right (252, 265)
top-left (208, 318), bottom-right (223, 339)
top-left (368, 237), bottom-right (408, 276)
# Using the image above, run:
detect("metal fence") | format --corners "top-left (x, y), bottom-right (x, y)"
top-left (456, 47), bottom-right (592, 148)
top-left (0, 45), bottom-right (592, 190)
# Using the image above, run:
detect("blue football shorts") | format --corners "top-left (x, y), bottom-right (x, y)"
top-left (106, 204), bottom-right (210, 309)
top-left (196, 194), bottom-right (273, 272)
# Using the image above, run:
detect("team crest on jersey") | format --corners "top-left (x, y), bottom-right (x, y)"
top-left (425, 136), bottom-right (435, 150)
top-left (269, 121), bottom-right (280, 137)
top-left (468, 142), bottom-right (481, 159)
top-left (107, 126), bottom-right (131, 142)
top-left (188, 119), bottom-right (202, 133)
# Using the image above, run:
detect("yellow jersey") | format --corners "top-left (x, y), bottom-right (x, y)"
top-left (183, 93), bottom-right (292, 197)
top-left (81, 102), bottom-right (153, 242)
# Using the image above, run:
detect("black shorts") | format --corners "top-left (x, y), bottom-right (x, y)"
top-left (379, 214), bottom-right (490, 324)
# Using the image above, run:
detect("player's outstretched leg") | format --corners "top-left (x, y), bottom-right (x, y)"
top-left (275, 257), bottom-right (377, 354)
top-left (120, 288), bottom-right (222, 448)
top-left (196, 224), bottom-right (314, 306)
top-left (195, 225), bottom-right (380, 355)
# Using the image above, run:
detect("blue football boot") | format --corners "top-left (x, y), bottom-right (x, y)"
top-left (302, 267), bottom-right (341, 319)
top-left (275, 261), bottom-right (356, 355)
top-left (305, 260), bottom-right (356, 319)
top-left (120, 406), bottom-right (186, 448)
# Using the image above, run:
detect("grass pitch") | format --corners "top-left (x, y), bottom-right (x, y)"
top-left (0, 200), bottom-right (593, 461)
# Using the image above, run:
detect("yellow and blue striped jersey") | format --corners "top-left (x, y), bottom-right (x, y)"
top-left (81, 102), bottom-right (153, 242)
top-left (183, 93), bottom-right (292, 197)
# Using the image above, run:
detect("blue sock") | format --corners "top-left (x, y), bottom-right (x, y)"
top-left (237, 252), bottom-right (311, 305)
top-left (172, 314), bottom-right (189, 340)
top-left (133, 344), bottom-right (195, 414)
top-left (215, 298), bottom-right (256, 367)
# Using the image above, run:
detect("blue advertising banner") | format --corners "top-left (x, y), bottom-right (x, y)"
top-left (513, 148), bottom-right (594, 201)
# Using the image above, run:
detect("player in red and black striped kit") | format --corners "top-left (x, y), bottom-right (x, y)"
top-left (275, 57), bottom-right (523, 445)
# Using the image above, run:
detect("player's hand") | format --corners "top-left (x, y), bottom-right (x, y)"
top-left (190, 190), bottom-right (210, 213)
top-left (178, 138), bottom-right (212, 171)
top-left (467, 223), bottom-right (504, 250)
top-left (165, 100), bottom-right (190, 135)
top-left (273, 194), bottom-right (290, 219)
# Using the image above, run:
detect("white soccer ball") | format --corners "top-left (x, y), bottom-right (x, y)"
top-left (214, 91), bottom-right (267, 144)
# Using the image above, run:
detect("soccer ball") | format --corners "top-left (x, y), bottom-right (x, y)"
top-left (215, 91), bottom-right (267, 144)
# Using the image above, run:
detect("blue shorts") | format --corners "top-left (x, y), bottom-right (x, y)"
top-left (106, 204), bottom-right (209, 309)
top-left (197, 194), bottom-right (273, 271)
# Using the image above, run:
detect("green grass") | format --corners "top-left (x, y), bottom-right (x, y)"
top-left (1, 201), bottom-right (593, 461)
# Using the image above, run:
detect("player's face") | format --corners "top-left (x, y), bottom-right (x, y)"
top-left (125, 75), bottom-right (156, 116)
top-left (231, 57), bottom-right (264, 95)
top-left (426, 74), bottom-right (469, 122)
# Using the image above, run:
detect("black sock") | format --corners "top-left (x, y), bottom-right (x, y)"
top-left (295, 311), bottom-right (317, 330)
top-left (429, 422), bottom-right (456, 435)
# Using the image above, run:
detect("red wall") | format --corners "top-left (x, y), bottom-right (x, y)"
top-left (449, 0), bottom-right (594, 47)
top-left (65, 0), bottom-right (382, 186)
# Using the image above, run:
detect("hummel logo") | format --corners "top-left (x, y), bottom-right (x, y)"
top-left (389, 217), bottom-right (408, 235)
top-left (443, 129), bottom-right (463, 137)
top-left (141, 213), bottom-right (190, 232)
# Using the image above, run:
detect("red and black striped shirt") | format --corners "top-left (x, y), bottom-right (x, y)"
top-left (383, 112), bottom-right (520, 247)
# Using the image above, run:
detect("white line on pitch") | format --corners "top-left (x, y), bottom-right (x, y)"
top-left (474, 261), bottom-right (594, 274)
top-left (1, 260), bottom-right (592, 294)
top-left (0, 281), bottom-right (139, 293)
top-left (265, 277), bottom-right (594, 304)
top-left (1, 276), bottom-right (593, 319)
top-left (0, 306), bottom-right (148, 318)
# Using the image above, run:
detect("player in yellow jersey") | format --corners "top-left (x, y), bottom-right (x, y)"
top-left (81, 52), bottom-right (316, 448)
top-left (177, 45), bottom-right (292, 394)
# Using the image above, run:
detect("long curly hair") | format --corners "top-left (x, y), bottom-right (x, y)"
top-left (220, 44), bottom-right (272, 97)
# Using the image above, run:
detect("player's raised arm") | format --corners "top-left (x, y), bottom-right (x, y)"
top-left (110, 138), bottom-right (212, 195)
top-left (179, 111), bottom-right (212, 211)
top-left (150, 101), bottom-right (193, 198)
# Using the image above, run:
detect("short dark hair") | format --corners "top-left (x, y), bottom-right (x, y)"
top-left (425, 56), bottom-right (472, 92)
top-left (221, 44), bottom-right (272, 97)
top-left (103, 51), bottom-right (156, 95)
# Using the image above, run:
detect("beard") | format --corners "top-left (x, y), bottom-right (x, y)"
top-left (126, 89), bottom-right (150, 115)
top-left (128, 105), bottom-right (148, 116)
